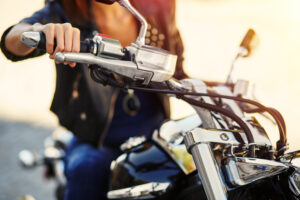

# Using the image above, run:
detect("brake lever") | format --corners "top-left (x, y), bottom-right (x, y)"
top-left (55, 52), bottom-right (154, 85)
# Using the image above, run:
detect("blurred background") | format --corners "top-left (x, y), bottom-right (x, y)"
top-left (0, 0), bottom-right (300, 199)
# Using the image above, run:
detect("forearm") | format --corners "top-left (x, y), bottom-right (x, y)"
top-left (3, 22), bottom-right (80, 67)
top-left (4, 23), bottom-right (36, 57)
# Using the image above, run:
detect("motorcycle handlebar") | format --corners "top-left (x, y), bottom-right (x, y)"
top-left (21, 32), bottom-right (93, 53)
top-left (20, 31), bottom-right (288, 157)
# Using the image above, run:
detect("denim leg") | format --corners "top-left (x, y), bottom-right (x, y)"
top-left (64, 137), bottom-right (120, 200)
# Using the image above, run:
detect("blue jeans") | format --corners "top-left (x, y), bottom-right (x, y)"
top-left (64, 137), bottom-right (121, 200)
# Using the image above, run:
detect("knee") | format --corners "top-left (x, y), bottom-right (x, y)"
top-left (65, 147), bottom-right (112, 184)
top-left (66, 157), bottom-right (97, 181)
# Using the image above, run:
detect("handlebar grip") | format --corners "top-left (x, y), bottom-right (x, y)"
top-left (21, 32), bottom-right (92, 53)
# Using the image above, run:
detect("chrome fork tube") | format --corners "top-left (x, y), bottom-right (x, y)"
top-left (185, 133), bottom-right (227, 200)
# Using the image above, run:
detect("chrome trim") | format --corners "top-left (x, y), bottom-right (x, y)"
top-left (55, 49), bottom-right (176, 85)
top-left (180, 79), bottom-right (219, 129)
top-left (152, 114), bottom-right (201, 174)
top-left (107, 182), bottom-right (170, 199)
top-left (21, 32), bottom-right (40, 48)
top-left (233, 79), bottom-right (249, 97)
top-left (117, 0), bottom-right (147, 46)
top-left (211, 84), bottom-right (272, 147)
top-left (55, 52), bottom-right (153, 85)
top-left (211, 86), bottom-right (244, 118)
top-left (18, 150), bottom-right (41, 168)
top-left (292, 157), bottom-right (300, 168)
top-left (189, 143), bottom-right (227, 200)
top-left (184, 128), bottom-right (230, 200)
top-left (158, 114), bottom-right (201, 143)
top-left (243, 119), bottom-right (272, 147)
top-left (134, 45), bottom-right (177, 82)
top-left (184, 128), bottom-right (240, 152)
top-left (279, 150), bottom-right (300, 163)
top-left (120, 136), bottom-right (146, 151)
top-left (93, 35), bottom-right (125, 58)
top-left (289, 170), bottom-right (300, 196)
top-left (224, 157), bottom-right (288, 186)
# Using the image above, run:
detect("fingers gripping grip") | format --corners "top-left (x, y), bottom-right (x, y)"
top-left (21, 32), bottom-right (92, 53)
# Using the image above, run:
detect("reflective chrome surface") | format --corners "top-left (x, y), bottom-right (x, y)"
top-left (289, 169), bottom-right (300, 197)
top-left (279, 150), bottom-right (300, 164)
top-left (117, 0), bottom-right (147, 46)
top-left (184, 128), bottom-right (240, 152)
top-left (21, 32), bottom-right (40, 48)
top-left (133, 45), bottom-right (177, 82)
top-left (211, 85), bottom-right (245, 118)
top-left (224, 157), bottom-right (288, 186)
top-left (55, 52), bottom-right (153, 84)
top-left (55, 48), bottom-right (176, 85)
top-left (93, 35), bottom-right (124, 58)
top-left (107, 182), bottom-right (170, 199)
top-left (190, 143), bottom-right (227, 200)
top-left (120, 136), bottom-right (146, 151)
top-left (109, 141), bottom-right (181, 192)
top-left (18, 150), bottom-right (39, 168)
top-left (243, 119), bottom-right (272, 147)
top-left (180, 79), bottom-right (219, 129)
top-left (210, 83), bottom-right (272, 147)
top-left (152, 114), bottom-right (201, 174)
top-left (184, 128), bottom-right (232, 200)
top-left (233, 79), bottom-right (249, 97)
top-left (158, 114), bottom-right (201, 143)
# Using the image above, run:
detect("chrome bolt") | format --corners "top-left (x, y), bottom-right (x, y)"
top-left (220, 133), bottom-right (229, 141)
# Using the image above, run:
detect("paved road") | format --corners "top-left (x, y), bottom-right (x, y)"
top-left (0, 118), bottom-right (56, 200)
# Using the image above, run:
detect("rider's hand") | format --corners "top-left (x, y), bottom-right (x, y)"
top-left (32, 23), bottom-right (80, 67)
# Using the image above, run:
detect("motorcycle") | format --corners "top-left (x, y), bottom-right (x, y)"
top-left (19, 0), bottom-right (300, 199)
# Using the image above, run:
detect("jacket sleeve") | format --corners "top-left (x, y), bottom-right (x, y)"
top-left (0, 1), bottom-right (67, 62)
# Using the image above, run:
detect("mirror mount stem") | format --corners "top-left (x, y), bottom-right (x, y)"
top-left (117, 0), bottom-right (147, 46)
top-left (226, 54), bottom-right (241, 84)
top-left (225, 29), bottom-right (256, 84)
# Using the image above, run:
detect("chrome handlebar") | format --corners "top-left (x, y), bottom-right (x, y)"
top-left (55, 52), bottom-right (154, 84)
top-left (21, 32), bottom-right (177, 85)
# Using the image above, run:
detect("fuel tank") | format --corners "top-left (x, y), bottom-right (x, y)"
top-left (108, 141), bottom-right (182, 199)
top-left (107, 115), bottom-right (205, 199)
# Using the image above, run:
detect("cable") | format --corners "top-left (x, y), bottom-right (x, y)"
top-left (126, 84), bottom-right (287, 155)
top-left (89, 70), bottom-right (286, 156)
top-left (180, 96), bottom-right (255, 157)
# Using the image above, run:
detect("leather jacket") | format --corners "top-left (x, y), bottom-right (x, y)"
top-left (0, 0), bottom-right (187, 147)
